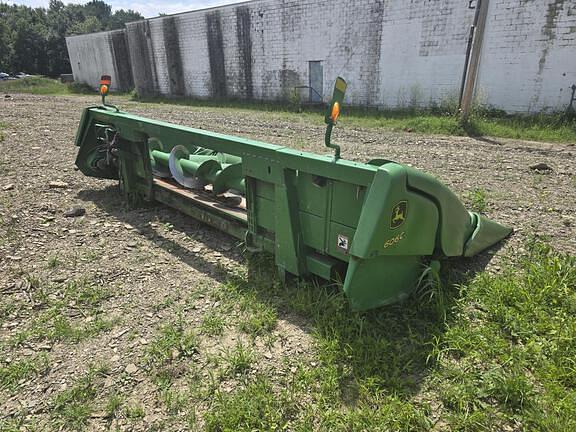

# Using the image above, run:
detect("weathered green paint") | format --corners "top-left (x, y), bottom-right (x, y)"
top-left (74, 77), bottom-right (512, 311)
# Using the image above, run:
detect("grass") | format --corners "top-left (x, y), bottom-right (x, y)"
top-left (2, 276), bottom-right (115, 348)
top-left (222, 341), bottom-right (255, 376)
top-left (0, 76), bottom-right (74, 95)
top-left (51, 364), bottom-right (108, 430)
top-left (1, 76), bottom-right (573, 143)
top-left (200, 311), bottom-right (226, 336)
top-left (145, 318), bottom-right (199, 368)
top-left (466, 187), bottom-right (489, 213)
top-left (0, 354), bottom-right (49, 392)
top-left (187, 240), bottom-right (576, 430)
top-left (238, 300), bottom-right (277, 337)
top-left (135, 94), bottom-right (576, 144)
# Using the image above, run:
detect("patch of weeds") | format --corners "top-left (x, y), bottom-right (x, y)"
top-left (51, 365), bottom-right (107, 430)
top-left (239, 301), bottom-right (277, 337)
top-left (160, 388), bottom-right (188, 414)
top-left (431, 241), bottom-right (576, 429)
top-left (485, 366), bottom-right (534, 412)
top-left (63, 278), bottom-right (111, 310)
top-left (152, 295), bottom-right (176, 312)
top-left (125, 403), bottom-right (146, 419)
top-left (0, 77), bottom-right (70, 95)
top-left (204, 377), bottom-right (297, 432)
top-left (223, 341), bottom-right (255, 376)
top-left (200, 311), bottom-right (225, 336)
top-left (0, 354), bottom-right (49, 392)
top-left (146, 318), bottom-right (199, 367)
top-left (466, 187), bottom-right (489, 213)
top-left (0, 299), bottom-right (22, 321)
top-left (105, 393), bottom-right (124, 419)
top-left (10, 311), bottom-right (115, 347)
top-left (47, 255), bottom-right (61, 269)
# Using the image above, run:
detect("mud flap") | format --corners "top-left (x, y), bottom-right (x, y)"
top-left (343, 255), bottom-right (421, 311)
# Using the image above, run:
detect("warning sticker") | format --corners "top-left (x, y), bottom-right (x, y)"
top-left (337, 234), bottom-right (349, 253)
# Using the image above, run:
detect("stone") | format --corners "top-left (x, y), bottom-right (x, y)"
top-left (530, 163), bottom-right (552, 172)
top-left (64, 206), bottom-right (86, 217)
top-left (125, 363), bottom-right (138, 374)
top-left (48, 180), bottom-right (69, 189)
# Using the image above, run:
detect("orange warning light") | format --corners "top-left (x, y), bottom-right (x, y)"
top-left (330, 102), bottom-right (340, 123)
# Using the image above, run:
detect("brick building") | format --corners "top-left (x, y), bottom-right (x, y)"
top-left (66, 0), bottom-right (576, 113)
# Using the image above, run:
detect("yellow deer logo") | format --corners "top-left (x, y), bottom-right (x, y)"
top-left (390, 201), bottom-right (407, 229)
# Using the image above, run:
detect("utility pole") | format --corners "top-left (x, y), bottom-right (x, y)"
top-left (460, 0), bottom-right (490, 122)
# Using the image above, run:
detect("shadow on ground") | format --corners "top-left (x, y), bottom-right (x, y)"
top-left (78, 184), bottom-right (504, 401)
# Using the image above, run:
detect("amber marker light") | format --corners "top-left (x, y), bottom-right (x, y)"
top-left (330, 101), bottom-right (341, 123)
top-left (99, 75), bottom-right (111, 96)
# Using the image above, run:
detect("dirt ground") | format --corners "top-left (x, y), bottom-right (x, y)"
top-left (0, 94), bottom-right (574, 430)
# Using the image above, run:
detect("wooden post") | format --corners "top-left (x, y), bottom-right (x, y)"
top-left (460, 0), bottom-right (490, 122)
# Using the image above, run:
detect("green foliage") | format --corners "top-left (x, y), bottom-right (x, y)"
top-left (146, 319), bottom-right (199, 367)
top-left (104, 393), bottom-right (124, 419)
top-left (68, 81), bottom-right (96, 94)
top-left (431, 242), bottom-right (576, 430)
top-left (204, 378), bottom-right (296, 432)
top-left (125, 403), bottom-right (146, 419)
top-left (0, 1), bottom-right (143, 76)
top-left (238, 301), bottom-right (277, 336)
top-left (200, 311), bottom-right (226, 336)
top-left (466, 188), bottom-right (489, 213)
top-left (137, 95), bottom-right (576, 144)
top-left (51, 365), bottom-right (106, 430)
top-left (0, 77), bottom-right (70, 94)
top-left (223, 341), bottom-right (255, 376)
top-left (0, 354), bottom-right (49, 392)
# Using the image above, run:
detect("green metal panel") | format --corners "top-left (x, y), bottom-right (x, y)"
top-left (296, 172), bottom-right (328, 217)
top-left (331, 181), bottom-right (366, 228)
top-left (299, 212), bottom-right (326, 251)
top-left (254, 196), bottom-right (275, 232)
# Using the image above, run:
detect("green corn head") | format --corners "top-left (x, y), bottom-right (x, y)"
top-left (74, 77), bottom-right (511, 310)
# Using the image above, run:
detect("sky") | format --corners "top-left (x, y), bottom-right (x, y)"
top-left (5, 0), bottom-right (242, 18)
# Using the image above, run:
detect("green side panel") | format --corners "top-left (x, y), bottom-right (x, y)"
top-left (255, 196), bottom-right (275, 231)
top-left (306, 254), bottom-right (342, 280)
top-left (343, 255), bottom-right (421, 311)
top-left (255, 180), bottom-right (274, 200)
top-left (296, 172), bottom-right (328, 217)
top-left (243, 157), bottom-right (283, 183)
top-left (299, 212), bottom-right (326, 251)
top-left (464, 213), bottom-right (513, 257)
top-left (350, 164), bottom-right (439, 259)
top-left (331, 181), bottom-right (366, 228)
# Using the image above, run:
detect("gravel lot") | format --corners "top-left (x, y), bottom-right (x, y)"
top-left (0, 94), bottom-right (574, 430)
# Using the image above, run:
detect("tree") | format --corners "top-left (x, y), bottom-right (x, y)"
top-left (0, 21), bottom-right (12, 71)
top-left (68, 15), bottom-right (102, 35)
top-left (108, 9), bottom-right (143, 30)
top-left (0, 1), bottom-right (144, 76)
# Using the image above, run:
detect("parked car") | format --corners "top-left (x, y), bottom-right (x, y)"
top-left (14, 72), bottom-right (30, 79)
top-left (0, 72), bottom-right (9, 80)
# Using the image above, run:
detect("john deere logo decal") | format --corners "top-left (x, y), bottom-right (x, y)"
top-left (391, 201), bottom-right (407, 229)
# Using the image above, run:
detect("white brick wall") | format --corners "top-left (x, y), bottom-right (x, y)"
top-left (67, 0), bottom-right (576, 113)
top-left (66, 31), bottom-right (118, 90)
top-left (477, 0), bottom-right (576, 112)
